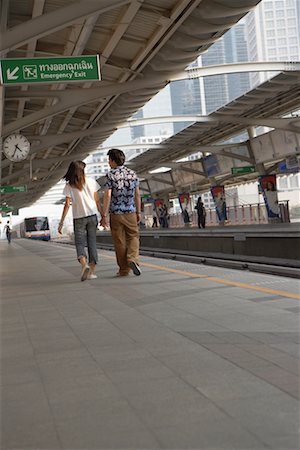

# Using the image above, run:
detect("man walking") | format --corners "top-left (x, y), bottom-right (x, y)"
top-left (101, 148), bottom-right (141, 277)
top-left (4, 221), bottom-right (12, 243)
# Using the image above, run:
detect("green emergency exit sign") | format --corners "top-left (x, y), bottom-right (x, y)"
top-left (0, 205), bottom-right (14, 212)
top-left (0, 185), bottom-right (27, 193)
top-left (231, 166), bottom-right (255, 175)
top-left (0, 55), bottom-right (101, 85)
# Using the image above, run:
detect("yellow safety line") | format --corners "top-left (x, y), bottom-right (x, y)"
top-left (141, 261), bottom-right (208, 278)
top-left (206, 277), bottom-right (300, 300)
top-left (103, 254), bottom-right (300, 300)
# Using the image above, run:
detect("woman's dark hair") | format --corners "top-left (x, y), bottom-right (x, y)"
top-left (63, 161), bottom-right (86, 190)
top-left (107, 148), bottom-right (125, 166)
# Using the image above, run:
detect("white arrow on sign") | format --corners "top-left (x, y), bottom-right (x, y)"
top-left (7, 66), bottom-right (19, 80)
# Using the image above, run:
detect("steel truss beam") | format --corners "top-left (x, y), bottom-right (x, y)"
top-left (0, 0), bottom-right (131, 53)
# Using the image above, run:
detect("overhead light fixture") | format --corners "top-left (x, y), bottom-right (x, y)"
top-left (148, 167), bottom-right (171, 174)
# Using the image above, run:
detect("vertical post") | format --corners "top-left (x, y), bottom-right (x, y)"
top-left (29, 157), bottom-right (33, 180)
top-left (0, 0), bottom-right (9, 201)
top-left (0, 86), bottom-right (4, 205)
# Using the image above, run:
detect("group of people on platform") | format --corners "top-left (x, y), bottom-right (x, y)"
top-left (152, 198), bottom-right (206, 229)
top-left (181, 197), bottom-right (206, 228)
top-left (58, 148), bottom-right (207, 281)
top-left (152, 204), bottom-right (169, 228)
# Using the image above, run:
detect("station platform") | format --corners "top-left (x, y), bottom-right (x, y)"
top-left (1, 238), bottom-right (300, 450)
top-left (97, 223), bottom-right (300, 274)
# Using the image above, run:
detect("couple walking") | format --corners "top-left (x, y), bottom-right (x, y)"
top-left (58, 148), bottom-right (141, 281)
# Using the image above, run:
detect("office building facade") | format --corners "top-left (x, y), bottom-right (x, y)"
top-left (245, 0), bottom-right (300, 86)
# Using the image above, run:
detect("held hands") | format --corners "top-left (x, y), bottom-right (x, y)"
top-left (100, 215), bottom-right (108, 229)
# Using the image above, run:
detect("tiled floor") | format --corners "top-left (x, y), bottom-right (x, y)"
top-left (1, 239), bottom-right (299, 450)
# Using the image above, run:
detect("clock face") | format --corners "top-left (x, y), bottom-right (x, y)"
top-left (3, 134), bottom-right (31, 162)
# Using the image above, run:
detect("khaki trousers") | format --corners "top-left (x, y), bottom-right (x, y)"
top-left (110, 213), bottom-right (140, 275)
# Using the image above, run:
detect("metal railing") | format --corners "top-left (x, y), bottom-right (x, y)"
top-left (148, 202), bottom-right (290, 228)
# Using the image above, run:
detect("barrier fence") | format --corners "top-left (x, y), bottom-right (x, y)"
top-left (146, 201), bottom-right (290, 229)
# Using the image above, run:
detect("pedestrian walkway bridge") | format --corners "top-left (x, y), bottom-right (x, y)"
top-left (1, 239), bottom-right (299, 449)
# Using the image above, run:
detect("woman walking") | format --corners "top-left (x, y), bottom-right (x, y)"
top-left (58, 161), bottom-right (101, 281)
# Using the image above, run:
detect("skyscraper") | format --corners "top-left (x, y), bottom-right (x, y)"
top-left (169, 21), bottom-right (251, 123)
top-left (245, 0), bottom-right (300, 86)
top-left (224, 23), bottom-right (251, 101)
top-left (130, 109), bottom-right (145, 141)
top-left (201, 39), bottom-right (229, 114)
top-left (170, 61), bottom-right (202, 134)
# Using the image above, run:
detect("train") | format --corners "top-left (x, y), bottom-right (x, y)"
top-left (21, 216), bottom-right (51, 241)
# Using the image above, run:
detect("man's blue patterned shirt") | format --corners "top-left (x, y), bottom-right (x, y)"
top-left (104, 165), bottom-right (139, 214)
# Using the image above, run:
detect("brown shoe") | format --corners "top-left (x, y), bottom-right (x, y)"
top-left (116, 271), bottom-right (130, 277)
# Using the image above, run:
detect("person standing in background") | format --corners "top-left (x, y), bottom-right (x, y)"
top-left (4, 221), bottom-right (12, 243)
top-left (101, 148), bottom-right (141, 277)
top-left (195, 196), bottom-right (206, 228)
top-left (58, 161), bottom-right (102, 281)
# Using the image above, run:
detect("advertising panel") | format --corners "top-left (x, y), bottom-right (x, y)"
top-left (211, 186), bottom-right (227, 223)
top-left (178, 193), bottom-right (190, 212)
top-left (258, 175), bottom-right (280, 220)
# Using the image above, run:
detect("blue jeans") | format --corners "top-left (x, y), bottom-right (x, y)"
top-left (73, 214), bottom-right (98, 265)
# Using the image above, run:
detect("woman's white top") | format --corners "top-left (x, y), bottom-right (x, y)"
top-left (63, 177), bottom-right (100, 219)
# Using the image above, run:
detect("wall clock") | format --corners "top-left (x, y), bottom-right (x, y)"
top-left (3, 134), bottom-right (31, 162)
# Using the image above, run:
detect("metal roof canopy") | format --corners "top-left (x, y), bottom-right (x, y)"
top-left (97, 71), bottom-right (300, 198)
top-left (0, 0), bottom-right (262, 209)
top-left (132, 71), bottom-right (300, 174)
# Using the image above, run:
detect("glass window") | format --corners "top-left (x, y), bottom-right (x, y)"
top-left (264, 1), bottom-right (273, 9)
top-left (290, 46), bottom-right (299, 53)
top-left (278, 47), bottom-right (287, 55)
top-left (289, 175), bottom-right (299, 188)
top-left (267, 39), bottom-right (276, 46)
top-left (289, 27), bottom-right (297, 34)
top-left (278, 38), bottom-right (287, 45)
top-left (276, 9), bottom-right (285, 17)
top-left (287, 8), bottom-right (296, 17)
top-left (25, 217), bottom-right (49, 232)
top-left (265, 20), bottom-right (275, 28)
top-left (278, 177), bottom-right (288, 189)
top-left (288, 18), bottom-right (296, 26)
top-left (276, 1), bottom-right (284, 7)
top-left (276, 19), bottom-right (285, 27)
top-left (266, 30), bottom-right (275, 37)
top-left (277, 28), bottom-right (286, 36)
top-left (265, 11), bottom-right (274, 18)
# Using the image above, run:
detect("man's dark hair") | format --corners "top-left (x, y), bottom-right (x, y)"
top-left (107, 148), bottom-right (125, 166)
